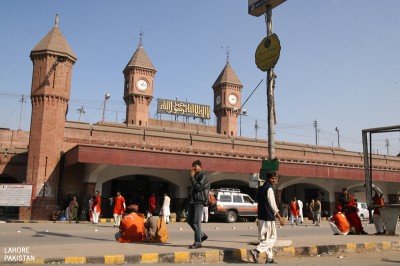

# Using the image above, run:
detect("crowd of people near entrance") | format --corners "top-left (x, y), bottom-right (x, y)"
top-left (279, 187), bottom-right (386, 236)
top-left (59, 159), bottom-right (387, 264)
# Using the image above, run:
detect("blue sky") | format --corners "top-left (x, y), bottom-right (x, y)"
top-left (0, 0), bottom-right (399, 155)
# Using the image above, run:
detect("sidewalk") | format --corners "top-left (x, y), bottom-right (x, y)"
top-left (1, 219), bottom-right (399, 264)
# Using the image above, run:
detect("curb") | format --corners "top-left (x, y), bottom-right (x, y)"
top-left (1, 241), bottom-right (398, 264)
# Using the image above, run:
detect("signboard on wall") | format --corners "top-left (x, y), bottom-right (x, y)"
top-left (0, 184), bottom-right (32, 207)
top-left (157, 98), bottom-right (211, 119)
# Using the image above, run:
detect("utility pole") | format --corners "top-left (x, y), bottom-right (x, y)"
top-left (18, 95), bottom-right (26, 130)
top-left (385, 138), bottom-right (389, 155)
top-left (335, 127), bottom-right (340, 147)
top-left (266, 7), bottom-right (276, 160)
top-left (102, 92), bottom-right (111, 121)
top-left (249, 0), bottom-right (286, 173)
top-left (313, 119), bottom-right (318, 145)
top-left (255, 119), bottom-right (259, 139)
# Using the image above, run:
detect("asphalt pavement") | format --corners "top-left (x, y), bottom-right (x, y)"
top-left (0, 218), bottom-right (399, 264)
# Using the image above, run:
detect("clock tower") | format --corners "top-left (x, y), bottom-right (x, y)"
top-left (123, 33), bottom-right (156, 126)
top-left (212, 57), bottom-right (243, 136)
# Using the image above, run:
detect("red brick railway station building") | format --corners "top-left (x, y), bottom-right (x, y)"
top-left (1, 18), bottom-right (399, 220)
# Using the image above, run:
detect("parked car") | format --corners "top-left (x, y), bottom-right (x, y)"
top-left (356, 202), bottom-right (373, 220)
top-left (208, 188), bottom-right (257, 223)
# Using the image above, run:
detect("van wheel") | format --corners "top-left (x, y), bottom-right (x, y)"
top-left (359, 214), bottom-right (364, 220)
top-left (226, 211), bottom-right (237, 223)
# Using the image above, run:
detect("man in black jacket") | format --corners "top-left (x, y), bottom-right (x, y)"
top-left (187, 160), bottom-right (210, 249)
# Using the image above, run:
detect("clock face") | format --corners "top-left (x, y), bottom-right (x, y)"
top-left (136, 79), bottom-right (148, 91)
top-left (216, 95), bottom-right (221, 105)
top-left (228, 94), bottom-right (237, 105)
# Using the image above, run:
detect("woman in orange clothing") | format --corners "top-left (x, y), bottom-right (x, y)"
top-left (115, 205), bottom-right (145, 243)
top-left (289, 197), bottom-right (299, 226)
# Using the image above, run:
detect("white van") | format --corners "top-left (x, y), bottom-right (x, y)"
top-left (356, 202), bottom-right (372, 220)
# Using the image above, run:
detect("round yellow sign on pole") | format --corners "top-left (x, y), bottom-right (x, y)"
top-left (255, 33), bottom-right (281, 72)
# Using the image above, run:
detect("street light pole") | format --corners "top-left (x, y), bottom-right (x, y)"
top-left (266, 6), bottom-right (276, 160)
top-left (236, 79), bottom-right (263, 137)
top-left (335, 127), bottom-right (340, 147)
top-left (102, 92), bottom-right (111, 121)
top-left (18, 95), bottom-right (25, 130)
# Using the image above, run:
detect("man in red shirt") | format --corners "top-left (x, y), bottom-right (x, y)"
top-left (148, 193), bottom-right (157, 217)
top-left (91, 191), bottom-right (101, 224)
top-left (289, 197), bottom-right (299, 226)
top-left (110, 191), bottom-right (126, 228)
top-left (329, 210), bottom-right (350, 235)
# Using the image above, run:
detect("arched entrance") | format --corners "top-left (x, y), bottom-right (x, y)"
top-left (279, 182), bottom-right (331, 219)
top-left (100, 174), bottom-right (179, 218)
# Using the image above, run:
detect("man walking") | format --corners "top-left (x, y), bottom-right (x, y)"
top-left (297, 197), bottom-right (304, 223)
top-left (290, 197), bottom-right (299, 226)
top-left (91, 191), bottom-right (101, 224)
top-left (111, 191), bottom-right (126, 228)
top-left (187, 160), bottom-right (210, 249)
top-left (250, 171), bottom-right (285, 264)
top-left (160, 192), bottom-right (171, 224)
top-left (314, 198), bottom-right (322, 226)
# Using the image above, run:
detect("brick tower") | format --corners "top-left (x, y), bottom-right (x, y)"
top-left (22, 15), bottom-right (77, 220)
top-left (123, 33), bottom-right (156, 126)
top-left (212, 55), bottom-right (243, 136)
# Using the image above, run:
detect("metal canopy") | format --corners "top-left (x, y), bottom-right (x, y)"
top-left (362, 125), bottom-right (400, 206)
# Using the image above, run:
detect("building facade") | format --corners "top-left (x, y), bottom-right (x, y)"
top-left (1, 17), bottom-right (399, 220)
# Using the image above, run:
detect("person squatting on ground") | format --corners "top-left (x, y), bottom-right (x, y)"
top-left (250, 171), bottom-right (285, 264)
top-left (372, 187), bottom-right (386, 235)
top-left (68, 196), bottom-right (79, 223)
top-left (110, 191), bottom-right (126, 228)
top-left (337, 188), bottom-right (367, 235)
top-left (91, 191), bottom-right (101, 224)
top-left (187, 160), bottom-right (210, 249)
top-left (115, 204), bottom-right (145, 243)
top-left (289, 197), bottom-right (299, 226)
top-left (329, 210), bottom-right (350, 235)
top-left (144, 215), bottom-right (169, 243)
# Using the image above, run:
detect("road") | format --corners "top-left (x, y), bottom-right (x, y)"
top-left (1, 219), bottom-right (399, 263)
top-left (256, 250), bottom-right (400, 266)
